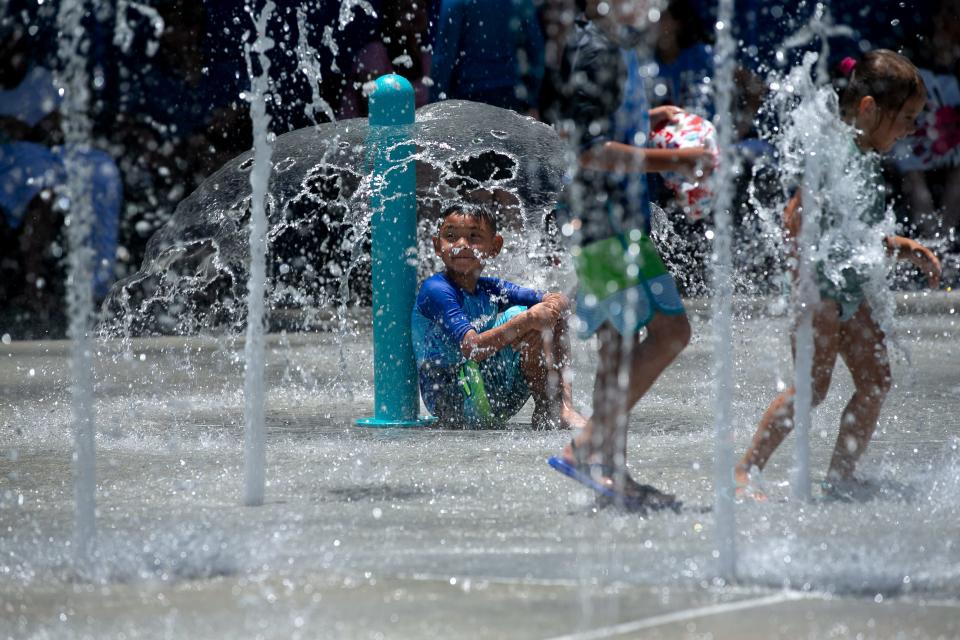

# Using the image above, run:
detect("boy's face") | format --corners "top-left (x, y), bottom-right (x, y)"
top-left (432, 213), bottom-right (503, 277)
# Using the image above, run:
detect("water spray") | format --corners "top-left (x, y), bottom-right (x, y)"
top-left (242, 0), bottom-right (275, 506)
top-left (710, 0), bottom-right (739, 581)
top-left (56, 0), bottom-right (98, 570)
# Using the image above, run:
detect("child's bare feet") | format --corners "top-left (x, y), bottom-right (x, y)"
top-left (559, 403), bottom-right (588, 430)
top-left (733, 464), bottom-right (749, 490)
top-left (734, 464), bottom-right (768, 502)
top-left (821, 475), bottom-right (879, 502)
top-left (533, 402), bottom-right (587, 430)
top-left (531, 405), bottom-right (560, 430)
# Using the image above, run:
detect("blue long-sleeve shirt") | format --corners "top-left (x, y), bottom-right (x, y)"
top-left (411, 272), bottom-right (543, 369)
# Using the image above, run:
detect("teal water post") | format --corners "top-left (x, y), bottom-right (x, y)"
top-left (356, 74), bottom-right (432, 428)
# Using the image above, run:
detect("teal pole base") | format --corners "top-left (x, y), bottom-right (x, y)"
top-left (354, 416), bottom-right (437, 429)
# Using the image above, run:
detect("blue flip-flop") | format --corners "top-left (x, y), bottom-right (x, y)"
top-left (548, 456), bottom-right (619, 499)
top-left (548, 455), bottom-right (682, 513)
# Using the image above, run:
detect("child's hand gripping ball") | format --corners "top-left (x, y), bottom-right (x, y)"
top-left (650, 111), bottom-right (719, 221)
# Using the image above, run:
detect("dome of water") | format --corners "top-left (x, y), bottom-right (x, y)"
top-left (99, 100), bottom-right (566, 337)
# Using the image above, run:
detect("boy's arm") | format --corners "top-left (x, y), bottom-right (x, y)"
top-left (580, 142), bottom-right (714, 181)
top-left (884, 235), bottom-right (941, 288)
top-left (418, 277), bottom-right (560, 363)
top-left (461, 304), bottom-right (559, 361)
top-left (498, 279), bottom-right (546, 309)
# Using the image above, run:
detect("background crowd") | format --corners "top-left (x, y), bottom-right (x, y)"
top-left (0, 0), bottom-right (955, 337)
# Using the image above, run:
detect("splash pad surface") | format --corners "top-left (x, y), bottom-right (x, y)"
top-left (2, 296), bottom-right (960, 638)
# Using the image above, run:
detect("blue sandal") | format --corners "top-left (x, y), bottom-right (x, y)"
top-left (548, 440), bottom-right (681, 512)
top-left (548, 455), bottom-right (620, 500)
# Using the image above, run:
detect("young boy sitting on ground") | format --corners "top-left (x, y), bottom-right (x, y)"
top-left (411, 203), bottom-right (587, 429)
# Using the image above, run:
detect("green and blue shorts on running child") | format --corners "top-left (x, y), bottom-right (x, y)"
top-left (572, 229), bottom-right (685, 338)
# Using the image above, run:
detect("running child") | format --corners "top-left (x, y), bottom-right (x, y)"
top-left (544, 0), bottom-right (714, 509)
top-left (411, 203), bottom-right (587, 429)
top-left (735, 50), bottom-right (941, 498)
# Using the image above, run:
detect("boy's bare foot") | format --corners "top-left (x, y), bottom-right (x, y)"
top-left (532, 407), bottom-right (561, 430)
top-left (559, 404), bottom-right (588, 430)
top-left (533, 402), bottom-right (587, 430)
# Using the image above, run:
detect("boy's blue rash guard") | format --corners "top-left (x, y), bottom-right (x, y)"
top-left (411, 272), bottom-right (544, 368)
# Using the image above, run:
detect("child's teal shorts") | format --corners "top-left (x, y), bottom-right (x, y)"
top-left (573, 230), bottom-right (685, 338)
top-left (419, 306), bottom-right (531, 428)
top-left (815, 263), bottom-right (867, 321)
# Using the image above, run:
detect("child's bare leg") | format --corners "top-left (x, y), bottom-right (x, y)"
top-left (621, 312), bottom-right (691, 411)
top-left (561, 324), bottom-right (629, 465)
top-left (571, 314), bottom-right (690, 456)
top-left (735, 388), bottom-right (796, 489)
top-left (562, 314), bottom-right (688, 500)
top-left (551, 315), bottom-right (587, 429)
top-left (828, 304), bottom-right (891, 480)
top-left (516, 328), bottom-right (556, 428)
top-left (587, 325), bottom-right (634, 483)
top-left (520, 314), bottom-right (588, 429)
top-left (516, 325), bottom-right (576, 430)
top-left (735, 300), bottom-right (841, 487)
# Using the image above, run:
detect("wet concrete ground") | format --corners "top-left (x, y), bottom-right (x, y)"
top-left (2, 292), bottom-right (959, 639)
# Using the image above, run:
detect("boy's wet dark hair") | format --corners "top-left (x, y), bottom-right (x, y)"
top-left (835, 49), bottom-right (926, 121)
top-left (438, 203), bottom-right (499, 235)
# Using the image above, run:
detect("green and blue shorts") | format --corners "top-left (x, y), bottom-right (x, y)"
top-left (815, 263), bottom-right (868, 321)
top-left (573, 230), bottom-right (685, 338)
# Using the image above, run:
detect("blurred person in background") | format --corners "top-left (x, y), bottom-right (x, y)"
top-left (0, 21), bottom-right (121, 318)
top-left (337, 1), bottom-right (433, 118)
top-left (651, 0), bottom-right (764, 140)
top-left (650, 0), bottom-right (714, 118)
top-left (103, 0), bottom-right (250, 260)
top-left (431, 0), bottom-right (545, 116)
top-left (891, 0), bottom-right (960, 243)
